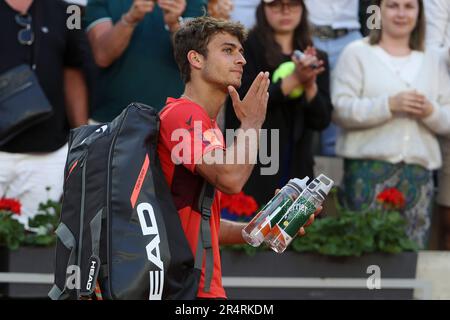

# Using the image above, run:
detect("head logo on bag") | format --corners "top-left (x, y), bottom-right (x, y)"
top-left (85, 255), bottom-right (100, 292)
top-left (136, 202), bottom-right (164, 300)
top-left (131, 154), bottom-right (165, 299)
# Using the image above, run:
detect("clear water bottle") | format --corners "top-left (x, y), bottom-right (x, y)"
top-left (265, 174), bottom-right (334, 253)
top-left (242, 177), bottom-right (309, 247)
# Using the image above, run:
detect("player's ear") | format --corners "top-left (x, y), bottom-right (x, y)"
top-left (187, 50), bottom-right (203, 69)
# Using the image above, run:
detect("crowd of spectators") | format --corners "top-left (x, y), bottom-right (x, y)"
top-left (1, 0), bottom-right (449, 249)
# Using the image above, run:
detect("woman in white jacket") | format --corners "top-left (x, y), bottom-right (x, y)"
top-left (425, 0), bottom-right (450, 250)
top-left (332, 0), bottom-right (450, 248)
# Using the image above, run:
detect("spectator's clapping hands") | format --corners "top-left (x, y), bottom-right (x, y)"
top-left (389, 90), bottom-right (434, 118)
top-left (158, 0), bottom-right (186, 31)
top-left (125, 0), bottom-right (155, 24)
top-left (292, 46), bottom-right (325, 90)
top-left (208, 0), bottom-right (234, 20)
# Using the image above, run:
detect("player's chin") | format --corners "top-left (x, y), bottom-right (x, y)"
top-left (228, 79), bottom-right (242, 89)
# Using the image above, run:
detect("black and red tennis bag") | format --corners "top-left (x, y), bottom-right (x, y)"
top-left (49, 103), bottom-right (215, 300)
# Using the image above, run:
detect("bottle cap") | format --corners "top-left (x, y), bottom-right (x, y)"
top-left (307, 174), bottom-right (334, 200)
top-left (288, 177), bottom-right (309, 194)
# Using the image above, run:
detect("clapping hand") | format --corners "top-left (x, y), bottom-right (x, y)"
top-left (292, 46), bottom-right (325, 89)
top-left (158, 0), bottom-right (186, 31)
top-left (389, 90), bottom-right (434, 118)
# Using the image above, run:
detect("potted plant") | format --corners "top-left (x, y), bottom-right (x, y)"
top-left (220, 191), bottom-right (258, 222)
top-left (0, 198), bottom-right (25, 251)
top-left (0, 197), bottom-right (59, 298)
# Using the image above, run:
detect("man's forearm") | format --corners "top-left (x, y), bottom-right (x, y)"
top-left (89, 19), bottom-right (135, 68)
top-left (64, 68), bottom-right (88, 128)
top-left (197, 124), bottom-right (262, 194)
top-left (219, 219), bottom-right (246, 245)
top-left (225, 124), bottom-right (261, 189)
top-left (198, 73), bottom-right (269, 194)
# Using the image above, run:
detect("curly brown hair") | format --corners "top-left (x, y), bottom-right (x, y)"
top-left (173, 16), bottom-right (247, 83)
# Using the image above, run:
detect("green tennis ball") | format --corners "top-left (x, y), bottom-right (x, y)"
top-left (272, 61), bottom-right (304, 99)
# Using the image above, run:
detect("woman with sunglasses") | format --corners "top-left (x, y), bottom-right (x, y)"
top-left (226, 0), bottom-right (332, 207)
top-left (332, 0), bottom-right (450, 248)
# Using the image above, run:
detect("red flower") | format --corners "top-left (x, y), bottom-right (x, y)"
top-left (0, 198), bottom-right (21, 215)
top-left (376, 188), bottom-right (406, 211)
top-left (220, 192), bottom-right (233, 209)
top-left (221, 192), bottom-right (258, 217)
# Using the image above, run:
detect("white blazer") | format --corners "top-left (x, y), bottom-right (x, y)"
top-left (332, 39), bottom-right (450, 170)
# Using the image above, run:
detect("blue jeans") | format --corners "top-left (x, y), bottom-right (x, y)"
top-left (313, 30), bottom-right (362, 156)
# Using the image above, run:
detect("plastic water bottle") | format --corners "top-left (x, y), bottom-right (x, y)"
top-left (242, 177), bottom-right (309, 247)
top-left (265, 174), bottom-right (334, 253)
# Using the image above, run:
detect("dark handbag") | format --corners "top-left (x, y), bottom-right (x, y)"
top-left (0, 64), bottom-right (53, 146)
top-left (0, 2), bottom-right (54, 147)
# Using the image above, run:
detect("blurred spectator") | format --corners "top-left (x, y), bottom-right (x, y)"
top-left (84, 0), bottom-right (206, 122)
top-left (332, 0), bottom-right (450, 248)
top-left (425, 0), bottom-right (450, 64)
top-left (208, 0), bottom-right (233, 20)
top-left (425, 0), bottom-right (450, 250)
top-left (305, 0), bottom-right (361, 69)
top-left (226, 0), bottom-right (333, 206)
top-left (64, 0), bottom-right (99, 126)
top-left (0, 0), bottom-right (89, 226)
top-left (304, 0), bottom-right (362, 157)
top-left (229, 0), bottom-right (260, 29)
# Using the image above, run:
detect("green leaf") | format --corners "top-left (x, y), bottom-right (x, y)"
top-left (23, 198), bottom-right (60, 247)
top-left (0, 212), bottom-right (26, 250)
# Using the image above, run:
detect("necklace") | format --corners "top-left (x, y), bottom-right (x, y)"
top-left (181, 94), bottom-right (194, 101)
top-left (181, 94), bottom-right (217, 123)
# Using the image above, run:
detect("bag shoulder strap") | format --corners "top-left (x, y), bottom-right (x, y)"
top-left (195, 180), bottom-right (216, 293)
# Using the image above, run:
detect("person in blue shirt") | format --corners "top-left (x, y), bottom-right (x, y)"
top-left (84, 0), bottom-right (207, 122)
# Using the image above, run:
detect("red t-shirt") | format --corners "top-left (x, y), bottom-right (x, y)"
top-left (157, 97), bottom-right (227, 299)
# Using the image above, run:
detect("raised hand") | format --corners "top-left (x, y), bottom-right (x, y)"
top-left (158, 0), bottom-right (186, 31)
top-left (124, 0), bottom-right (155, 24)
top-left (292, 46), bottom-right (325, 89)
top-left (228, 71), bottom-right (270, 129)
top-left (208, 0), bottom-right (234, 20)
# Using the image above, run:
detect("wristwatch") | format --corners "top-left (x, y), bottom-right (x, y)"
top-left (121, 14), bottom-right (138, 28)
top-left (164, 16), bottom-right (184, 32)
